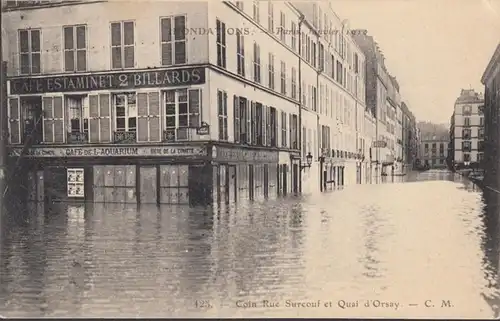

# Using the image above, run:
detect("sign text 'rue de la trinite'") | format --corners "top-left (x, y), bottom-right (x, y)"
top-left (9, 67), bottom-right (206, 95)
top-left (8, 146), bottom-right (207, 158)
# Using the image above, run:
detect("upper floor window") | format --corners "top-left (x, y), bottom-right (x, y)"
top-left (312, 86), bottom-right (317, 112)
top-left (253, 0), bottom-right (260, 23)
top-left (161, 16), bottom-right (187, 66)
top-left (480, 117), bottom-right (484, 126)
top-left (281, 111), bottom-right (287, 147)
top-left (268, 53), bottom-right (275, 90)
top-left (464, 117), bottom-right (470, 126)
top-left (267, 1), bottom-right (274, 33)
top-left (164, 88), bottom-right (201, 141)
top-left (114, 93), bottom-right (137, 133)
top-left (291, 22), bottom-right (297, 51)
top-left (318, 43), bottom-right (324, 71)
top-left (235, 1), bottom-right (244, 10)
top-left (19, 29), bottom-right (41, 75)
top-left (462, 105), bottom-right (471, 115)
top-left (236, 30), bottom-right (245, 77)
top-left (478, 105), bottom-right (484, 114)
top-left (67, 95), bottom-right (89, 136)
top-left (279, 12), bottom-right (286, 42)
top-left (354, 53), bottom-right (359, 74)
top-left (462, 141), bottom-right (471, 151)
top-left (462, 128), bottom-right (471, 138)
top-left (311, 42), bottom-right (317, 67)
top-left (253, 42), bottom-right (261, 83)
top-left (217, 90), bottom-right (228, 141)
top-left (216, 19), bottom-right (227, 68)
top-left (280, 61), bottom-right (286, 95)
top-left (63, 25), bottom-right (87, 72)
top-left (111, 21), bottom-right (134, 69)
top-left (291, 67), bottom-right (297, 99)
top-left (479, 128), bottom-right (485, 139)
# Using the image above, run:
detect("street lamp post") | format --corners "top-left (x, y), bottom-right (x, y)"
top-left (300, 152), bottom-right (313, 171)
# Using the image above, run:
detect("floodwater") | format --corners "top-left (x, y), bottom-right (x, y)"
top-left (1, 170), bottom-right (499, 318)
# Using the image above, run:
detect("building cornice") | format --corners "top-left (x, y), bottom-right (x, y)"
top-left (1, 0), bottom-right (106, 12)
top-left (481, 43), bottom-right (500, 84)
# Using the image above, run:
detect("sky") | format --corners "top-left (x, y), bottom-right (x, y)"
top-left (332, 0), bottom-right (500, 125)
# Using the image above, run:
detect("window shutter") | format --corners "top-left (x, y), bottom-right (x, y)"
top-left (148, 91), bottom-right (161, 142)
top-left (8, 98), bottom-right (20, 144)
top-left (233, 95), bottom-right (240, 143)
top-left (99, 93), bottom-right (111, 142)
top-left (88, 94), bottom-right (100, 143)
top-left (42, 97), bottom-right (54, 143)
top-left (137, 92), bottom-right (149, 142)
top-left (246, 99), bottom-right (251, 144)
top-left (88, 93), bottom-right (111, 143)
top-left (251, 102), bottom-right (256, 144)
top-left (188, 89), bottom-right (201, 128)
top-left (53, 96), bottom-right (65, 143)
top-left (262, 105), bottom-right (266, 146)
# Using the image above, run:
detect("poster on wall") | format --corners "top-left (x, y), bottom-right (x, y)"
top-left (67, 168), bottom-right (85, 198)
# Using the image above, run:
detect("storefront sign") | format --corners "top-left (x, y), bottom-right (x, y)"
top-left (214, 147), bottom-right (278, 163)
top-left (9, 145), bottom-right (207, 157)
top-left (9, 67), bottom-right (206, 95)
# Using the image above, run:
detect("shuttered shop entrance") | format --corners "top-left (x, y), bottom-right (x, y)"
top-left (93, 165), bottom-right (137, 203)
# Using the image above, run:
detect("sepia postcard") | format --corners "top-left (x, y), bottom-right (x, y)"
top-left (0, 0), bottom-right (500, 319)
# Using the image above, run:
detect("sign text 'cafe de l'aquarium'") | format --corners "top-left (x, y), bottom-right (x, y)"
top-left (9, 146), bottom-right (208, 158)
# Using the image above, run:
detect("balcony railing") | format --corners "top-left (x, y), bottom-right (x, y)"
top-left (113, 131), bottom-right (137, 144)
top-left (67, 132), bottom-right (88, 144)
top-left (163, 127), bottom-right (208, 142)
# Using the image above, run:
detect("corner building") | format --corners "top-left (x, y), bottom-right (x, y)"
top-left (2, 0), bottom-right (303, 206)
top-left (450, 89), bottom-right (484, 170)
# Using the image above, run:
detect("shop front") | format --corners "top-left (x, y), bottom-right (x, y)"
top-left (210, 144), bottom-right (280, 205)
top-left (8, 144), bottom-right (213, 206)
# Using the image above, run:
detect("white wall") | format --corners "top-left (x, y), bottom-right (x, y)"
top-left (2, 1), bottom-right (210, 76)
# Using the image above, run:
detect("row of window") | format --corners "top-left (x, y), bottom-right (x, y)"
top-left (8, 88), bottom-right (201, 144)
top-left (461, 128), bottom-right (484, 139)
top-left (18, 16), bottom-right (187, 75)
top-left (217, 4), bottom-right (364, 102)
top-left (424, 143), bottom-right (447, 149)
top-left (462, 153), bottom-right (483, 163)
top-left (461, 140), bottom-right (485, 151)
top-left (236, 0), bottom-right (356, 70)
top-left (461, 117), bottom-right (484, 127)
top-left (462, 105), bottom-right (484, 115)
top-left (216, 90), bottom-right (298, 149)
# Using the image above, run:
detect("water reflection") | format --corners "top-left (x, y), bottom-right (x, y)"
top-left (0, 170), bottom-right (499, 318)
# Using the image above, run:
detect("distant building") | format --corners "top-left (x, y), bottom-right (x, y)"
top-left (401, 101), bottom-right (418, 169)
top-left (419, 138), bottom-right (449, 169)
top-left (449, 89), bottom-right (484, 169)
top-left (481, 43), bottom-right (500, 190)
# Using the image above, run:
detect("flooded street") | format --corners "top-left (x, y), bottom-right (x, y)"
top-left (1, 170), bottom-right (499, 318)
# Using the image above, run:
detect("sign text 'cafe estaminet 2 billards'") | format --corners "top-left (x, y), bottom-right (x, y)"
top-left (8, 67), bottom-right (206, 95)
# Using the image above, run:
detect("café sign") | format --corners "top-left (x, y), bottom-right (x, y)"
top-left (9, 67), bottom-right (206, 95)
top-left (9, 146), bottom-right (207, 158)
